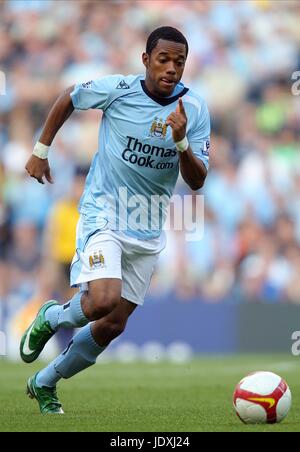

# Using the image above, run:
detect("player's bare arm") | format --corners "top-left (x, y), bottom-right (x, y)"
top-left (166, 98), bottom-right (207, 191)
top-left (25, 85), bottom-right (75, 185)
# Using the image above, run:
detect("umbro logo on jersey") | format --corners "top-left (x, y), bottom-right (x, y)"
top-left (116, 80), bottom-right (130, 89)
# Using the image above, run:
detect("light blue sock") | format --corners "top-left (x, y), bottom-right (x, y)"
top-left (45, 291), bottom-right (89, 331)
top-left (36, 324), bottom-right (106, 388)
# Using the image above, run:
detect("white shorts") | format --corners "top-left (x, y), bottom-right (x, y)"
top-left (70, 215), bottom-right (166, 305)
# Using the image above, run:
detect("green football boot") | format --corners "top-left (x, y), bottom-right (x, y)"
top-left (20, 301), bottom-right (58, 363)
top-left (27, 374), bottom-right (64, 414)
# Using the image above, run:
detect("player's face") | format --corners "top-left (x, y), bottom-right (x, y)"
top-left (143, 39), bottom-right (187, 97)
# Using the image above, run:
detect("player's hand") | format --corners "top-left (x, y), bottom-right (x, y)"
top-left (25, 155), bottom-right (54, 184)
top-left (166, 98), bottom-right (187, 143)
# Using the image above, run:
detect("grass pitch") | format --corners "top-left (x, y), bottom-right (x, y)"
top-left (0, 355), bottom-right (299, 432)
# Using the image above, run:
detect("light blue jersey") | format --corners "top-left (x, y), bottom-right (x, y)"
top-left (70, 74), bottom-right (210, 240)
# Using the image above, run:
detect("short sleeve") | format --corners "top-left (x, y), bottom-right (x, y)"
top-left (187, 100), bottom-right (211, 170)
top-left (70, 75), bottom-right (123, 111)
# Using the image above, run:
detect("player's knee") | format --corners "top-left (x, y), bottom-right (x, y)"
top-left (84, 290), bottom-right (120, 320)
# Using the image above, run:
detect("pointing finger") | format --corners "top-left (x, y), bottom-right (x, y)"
top-left (177, 98), bottom-right (186, 116)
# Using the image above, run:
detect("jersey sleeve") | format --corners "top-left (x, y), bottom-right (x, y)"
top-left (187, 100), bottom-right (211, 170)
top-left (70, 75), bottom-right (123, 111)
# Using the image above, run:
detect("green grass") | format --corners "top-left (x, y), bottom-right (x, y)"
top-left (0, 355), bottom-right (299, 432)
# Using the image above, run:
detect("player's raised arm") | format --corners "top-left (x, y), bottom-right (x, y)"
top-left (25, 85), bottom-right (75, 184)
top-left (166, 98), bottom-right (207, 191)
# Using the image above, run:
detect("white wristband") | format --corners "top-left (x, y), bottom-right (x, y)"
top-left (175, 136), bottom-right (189, 153)
top-left (32, 141), bottom-right (49, 159)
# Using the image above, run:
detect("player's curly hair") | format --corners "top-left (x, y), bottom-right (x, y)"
top-left (146, 26), bottom-right (188, 57)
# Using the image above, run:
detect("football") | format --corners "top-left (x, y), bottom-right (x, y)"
top-left (233, 371), bottom-right (292, 424)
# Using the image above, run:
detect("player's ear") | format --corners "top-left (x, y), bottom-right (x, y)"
top-left (142, 52), bottom-right (149, 69)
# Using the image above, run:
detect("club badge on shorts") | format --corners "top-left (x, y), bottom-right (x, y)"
top-left (89, 251), bottom-right (105, 269)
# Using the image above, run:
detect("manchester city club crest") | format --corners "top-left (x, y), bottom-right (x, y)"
top-left (89, 251), bottom-right (105, 269)
top-left (149, 117), bottom-right (168, 139)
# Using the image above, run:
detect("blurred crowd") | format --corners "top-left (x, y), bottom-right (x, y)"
top-left (1, 0), bottom-right (300, 313)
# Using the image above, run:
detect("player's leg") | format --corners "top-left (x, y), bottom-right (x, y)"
top-left (53, 263), bottom-right (77, 352)
top-left (27, 298), bottom-right (136, 414)
top-left (46, 277), bottom-right (122, 329)
top-left (38, 297), bottom-right (136, 386)
top-left (26, 238), bottom-right (160, 414)
top-left (20, 232), bottom-right (123, 363)
top-left (20, 277), bottom-right (122, 363)
top-left (91, 297), bottom-right (137, 346)
top-left (41, 246), bottom-right (160, 386)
